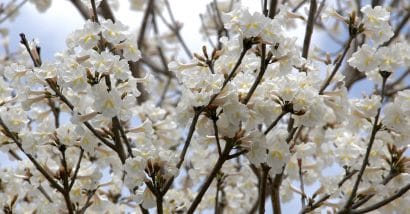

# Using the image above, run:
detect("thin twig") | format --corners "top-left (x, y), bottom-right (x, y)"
top-left (212, 116), bottom-right (222, 156)
top-left (298, 159), bottom-right (307, 208)
top-left (163, 0), bottom-right (193, 58)
top-left (342, 71), bottom-right (391, 212)
top-left (0, 0), bottom-right (29, 24)
top-left (112, 116), bottom-right (126, 163)
top-left (187, 142), bottom-right (234, 213)
top-left (258, 164), bottom-right (269, 214)
top-left (352, 183), bottom-right (410, 214)
top-left (271, 173), bottom-right (283, 214)
top-left (0, 117), bottom-right (64, 195)
top-left (264, 111), bottom-right (287, 135)
top-left (319, 37), bottom-right (353, 94)
top-left (300, 194), bottom-right (331, 214)
top-left (69, 148), bottom-right (84, 190)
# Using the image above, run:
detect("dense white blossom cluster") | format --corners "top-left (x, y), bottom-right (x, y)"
top-left (0, 0), bottom-right (409, 213)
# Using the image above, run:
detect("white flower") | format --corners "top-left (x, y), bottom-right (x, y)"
top-left (92, 84), bottom-right (123, 118)
top-left (347, 44), bottom-right (379, 73)
top-left (118, 37), bottom-right (142, 62)
top-left (101, 19), bottom-right (127, 44)
top-left (266, 141), bottom-right (290, 175)
top-left (222, 99), bottom-right (249, 126)
top-left (351, 95), bottom-right (381, 118)
top-left (395, 90), bottom-right (410, 114)
top-left (361, 5), bottom-right (390, 30)
top-left (56, 124), bottom-right (77, 146)
top-left (239, 10), bottom-right (268, 38)
top-left (73, 20), bottom-right (102, 50)
top-left (0, 108), bottom-right (28, 132)
top-left (376, 46), bottom-right (402, 72)
top-left (383, 103), bottom-right (409, 133)
top-left (361, 5), bottom-right (394, 45)
top-left (294, 142), bottom-right (317, 159)
top-left (111, 58), bottom-right (131, 81)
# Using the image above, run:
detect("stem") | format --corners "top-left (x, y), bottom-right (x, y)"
top-left (258, 165), bottom-right (269, 214)
top-left (352, 183), bottom-right (410, 214)
top-left (212, 116), bottom-right (222, 156)
top-left (0, 118), bottom-right (64, 193)
top-left (264, 111), bottom-right (287, 135)
top-left (161, 110), bottom-right (201, 194)
top-left (385, 10), bottom-right (410, 46)
top-left (162, 42), bottom-right (251, 195)
top-left (163, 0), bottom-right (193, 58)
top-left (137, 0), bottom-right (155, 48)
top-left (69, 0), bottom-right (90, 20)
top-left (60, 148), bottom-right (75, 214)
top-left (90, 0), bottom-right (100, 23)
top-left (271, 173), bottom-right (283, 214)
top-left (242, 43), bottom-right (267, 104)
top-left (298, 159), bottom-right (306, 208)
top-left (69, 148), bottom-right (84, 190)
top-left (268, 0), bottom-right (278, 18)
top-left (187, 142), bottom-right (233, 213)
top-left (300, 194), bottom-right (331, 214)
top-left (302, 0), bottom-right (317, 59)
top-left (19, 33), bottom-right (117, 152)
top-left (342, 71), bottom-right (390, 212)
top-left (215, 183), bottom-right (220, 214)
top-left (0, 0), bottom-right (29, 24)
top-left (112, 116), bottom-right (127, 163)
top-left (156, 194), bottom-right (164, 214)
top-left (319, 37), bottom-right (353, 94)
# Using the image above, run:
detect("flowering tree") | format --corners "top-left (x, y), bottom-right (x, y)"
top-left (0, 0), bottom-right (409, 213)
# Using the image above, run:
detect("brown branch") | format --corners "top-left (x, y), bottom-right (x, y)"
top-left (319, 37), bottom-right (353, 94)
top-left (69, 148), bottom-right (84, 190)
top-left (298, 159), bottom-right (307, 208)
top-left (300, 194), bottom-right (331, 214)
top-left (0, 118), bottom-right (65, 199)
top-left (384, 9), bottom-right (410, 46)
top-left (0, 0), bottom-right (29, 24)
top-left (163, 0), bottom-right (193, 58)
top-left (187, 141), bottom-right (234, 213)
top-left (60, 145), bottom-right (75, 214)
top-left (264, 111), bottom-right (287, 135)
top-left (112, 116), bottom-right (126, 163)
top-left (352, 183), bottom-right (410, 214)
top-left (301, 0), bottom-right (317, 59)
top-left (258, 164), bottom-right (269, 214)
top-left (99, 0), bottom-right (115, 22)
top-left (69, 0), bottom-right (90, 20)
top-left (137, 0), bottom-right (155, 48)
top-left (212, 116), bottom-right (222, 156)
top-left (341, 71), bottom-right (391, 212)
top-left (271, 173), bottom-right (283, 214)
top-left (19, 33), bottom-right (117, 152)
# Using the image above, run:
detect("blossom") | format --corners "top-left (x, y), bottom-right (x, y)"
top-left (0, 108), bottom-right (28, 132)
top-left (351, 95), bottom-right (381, 118)
top-left (70, 20), bottom-right (102, 50)
top-left (117, 37), bottom-right (142, 62)
top-left (383, 103), bottom-right (409, 133)
top-left (347, 44), bottom-right (379, 73)
top-left (92, 84), bottom-right (123, 118)
top-left (361, 5), bottom-right (390, 30)
top-left (376, 46), bottom-right (402, 72)
top-left (101, 19), bottom-right (128, 44)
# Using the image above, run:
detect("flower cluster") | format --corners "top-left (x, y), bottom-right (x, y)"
top-left (0, 1), bottom-right (409, 213)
